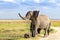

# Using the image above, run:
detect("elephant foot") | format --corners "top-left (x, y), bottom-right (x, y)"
top-left (32, 33), bottom-right (35, 37)
top-left (38, 31), bottom-right (40, 34)
top-left (32, 34), bottom-right (35, 37)
top-left (43, 35), bottom-right (48, 38)
top-left (31, 31), bottom-right (36, 37)
top-left (37, 28), bottom-right (41, 34)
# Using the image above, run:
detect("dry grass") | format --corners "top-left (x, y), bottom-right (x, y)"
top-left (51, 20), bottom-right (60, 27)
top-left (0, 20), bottom-right (55, 40)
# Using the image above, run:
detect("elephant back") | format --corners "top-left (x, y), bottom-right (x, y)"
top-left (37, 14), bottom-right (50, 28)
top-left (39, 14), bottom-right (50, 22)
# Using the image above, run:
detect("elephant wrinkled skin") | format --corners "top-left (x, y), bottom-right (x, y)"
top-left (18, 11), bottom-right (51, 37)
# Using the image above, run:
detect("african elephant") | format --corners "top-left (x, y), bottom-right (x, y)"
top-left (18, 11), bottom-right (51, 37)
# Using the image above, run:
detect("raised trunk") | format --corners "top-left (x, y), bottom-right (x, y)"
top-left (18, 13), bottom-right (26, 20)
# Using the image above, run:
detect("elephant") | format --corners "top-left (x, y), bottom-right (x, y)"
top-left (18, 10), bottom-right (51, 37)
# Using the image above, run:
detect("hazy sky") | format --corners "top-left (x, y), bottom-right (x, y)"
top-left (0, 0), bottom-right (60, 19)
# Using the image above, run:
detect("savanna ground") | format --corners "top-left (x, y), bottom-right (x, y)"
top-left (0, 20), bottom-right (60, 40)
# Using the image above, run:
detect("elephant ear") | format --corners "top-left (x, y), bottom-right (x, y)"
top-left (26, 11), bottom-right (33, 19)
top-left (33, 11), bottom-right (39, 19)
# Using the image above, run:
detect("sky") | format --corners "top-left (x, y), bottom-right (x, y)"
top-left (0, 0), bottom-right (60, 19)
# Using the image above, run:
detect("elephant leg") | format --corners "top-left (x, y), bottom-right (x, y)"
top-left (30, 23), bottom-right (32, 32)
top-left (32, 30), bottom-right (36, 37)
top-left (48, 22), bottom-right (51, 35)
top-left (30, 23), bottom-right (35, 37)
top-left (47, 29), bottom-right (49, 35)
top-left (44, 29), bottom-right (48, 37)
top-left (31, 25), bottom-right (36, 37)
top-left (37, 28), bottom-right (41, 34)
top-left (44, 23), bottom-right (50, 37)
top-left (47, 27), bottom-right (50, 35)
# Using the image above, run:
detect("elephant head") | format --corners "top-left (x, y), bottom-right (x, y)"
top-left (18, 11), bottom-right (39, 37)
top-left (18, 11), bottom-right (39, 20)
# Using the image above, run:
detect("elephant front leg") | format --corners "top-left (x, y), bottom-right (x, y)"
top-left (32, 25), bottom-right (36, 37)
top-left (30, 24), bottom-right (36, 37)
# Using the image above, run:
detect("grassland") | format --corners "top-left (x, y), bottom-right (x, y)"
top-left (51, 20), bottom-right (60, 27)
top-left (0, 20), bottom-right (58, 40)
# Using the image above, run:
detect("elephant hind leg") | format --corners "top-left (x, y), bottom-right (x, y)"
top-left (37, 28), bottom-right (41, 34)
top-left (44, 23), bottom-right (50, 37)
top-left (47, 29), bottom-right (49, 35)
top-left (47, 26), bottom-right (50, 35)
top-left (48, 22), bottom-right (51, 35)
top-left (44, 29), bottom-right (48, 38)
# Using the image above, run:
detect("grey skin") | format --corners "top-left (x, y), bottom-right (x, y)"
top-left (18, 11), bottom-right (51, 37)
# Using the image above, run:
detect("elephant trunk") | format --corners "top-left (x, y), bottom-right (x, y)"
top-left (18, 13), bottom-right (26, 20)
